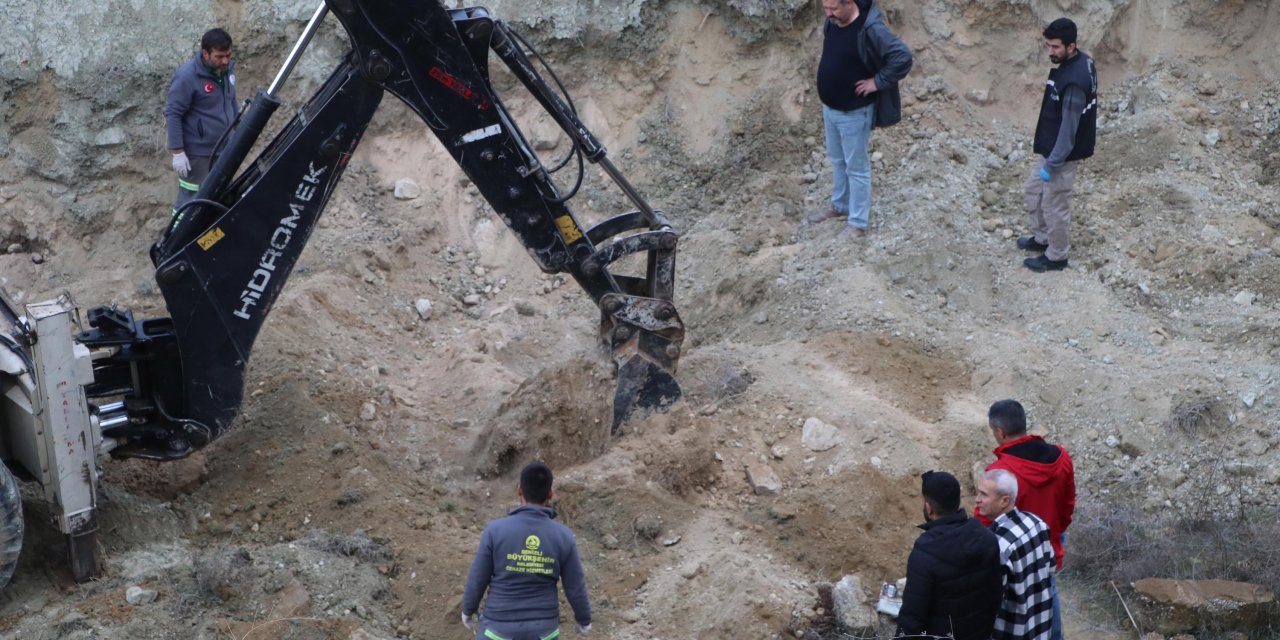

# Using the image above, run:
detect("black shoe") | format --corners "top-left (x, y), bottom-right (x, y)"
top-left (1016, 236), bottom-right (1049, 252)
top-left (1023, 255), bottom-right (1069, 272)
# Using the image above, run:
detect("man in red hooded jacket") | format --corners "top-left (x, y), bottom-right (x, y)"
top-left (978, 399), bottom-right (1074, 640)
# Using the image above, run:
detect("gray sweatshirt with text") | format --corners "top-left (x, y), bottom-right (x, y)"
top-left (462, 505), bottom-right (591, 626)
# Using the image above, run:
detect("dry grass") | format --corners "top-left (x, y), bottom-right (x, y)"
top-left (193, 546), bottom-right (255, 603)
top-left (1064, 502), bottom-right (1280, 638)
top-left (1068, 504), bottom-right (1280, 593)
top-left (297, 528), bottom-right (390, 563)
top-left (1163, 398), bottom-right (1217, 435)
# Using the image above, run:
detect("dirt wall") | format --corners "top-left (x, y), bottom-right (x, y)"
top-left (1, 1), bottom-right (1279, 639)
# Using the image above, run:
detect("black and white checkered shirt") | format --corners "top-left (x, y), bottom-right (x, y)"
top-left (990, 508), bottom-right (1056, 640)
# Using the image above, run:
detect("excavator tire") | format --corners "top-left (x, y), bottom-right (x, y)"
top-left (0, 462), bottom-right (23, 589)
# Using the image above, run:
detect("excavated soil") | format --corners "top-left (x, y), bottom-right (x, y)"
top-left (2, 1), bottom-right (1280, 639)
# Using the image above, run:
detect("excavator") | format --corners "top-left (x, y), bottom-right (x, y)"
top-left (0, 0), bottom-right (683, 588)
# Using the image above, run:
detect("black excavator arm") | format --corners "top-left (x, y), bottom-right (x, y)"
top-left (77, 1), bottom-right (683, 460)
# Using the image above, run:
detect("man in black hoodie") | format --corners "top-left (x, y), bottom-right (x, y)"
top-left (896, 471), bottom-right (1002, 640)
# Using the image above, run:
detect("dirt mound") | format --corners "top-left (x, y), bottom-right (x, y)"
top-left (471, 357), bottom-right (616, 477)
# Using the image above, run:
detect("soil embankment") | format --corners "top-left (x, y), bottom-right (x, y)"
top-left (2, 1), bottom-right (1278, 638)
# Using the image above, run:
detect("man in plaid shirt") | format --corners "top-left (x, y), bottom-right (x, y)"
top-left (976, 469), bottom-right (1056, 640)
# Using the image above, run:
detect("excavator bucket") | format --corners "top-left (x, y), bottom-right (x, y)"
top-left (612, 353), bottom-right (682, 433)
top-left (601, 295), bottom-right (683, 434)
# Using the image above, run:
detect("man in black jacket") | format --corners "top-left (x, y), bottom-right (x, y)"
top-left (1017, 18), bottom-right (1098, 272)
top-left (896, 471), bottom-right (1002, 640)
top-left (808, 0), bottom-right (912, 238)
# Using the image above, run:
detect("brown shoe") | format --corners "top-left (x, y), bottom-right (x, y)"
top-left (806, 205), bottom-right (846, 224)
top-left (838, 225), bottom-right (867, 239)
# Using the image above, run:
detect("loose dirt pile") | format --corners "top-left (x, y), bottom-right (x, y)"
top-left (2, 1), bottom-right (1279, 639)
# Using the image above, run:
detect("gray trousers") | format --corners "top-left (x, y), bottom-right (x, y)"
top-left (475, 617), bottom-right (560, 640)
top-left (1024, 157), bottom-right (1078, 262)
top-left (172, 154), bottom-right (212, 220)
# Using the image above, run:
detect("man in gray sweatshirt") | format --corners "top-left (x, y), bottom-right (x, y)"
top-left (164, 28), bottom-right (238, 222)
top-left (462, 462), bottom-right (592, 639)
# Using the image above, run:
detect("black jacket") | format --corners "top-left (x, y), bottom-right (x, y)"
top-left (817, 0), bottom-right (913, 127)
top-left (896, 510), bottom-right (1002, 640)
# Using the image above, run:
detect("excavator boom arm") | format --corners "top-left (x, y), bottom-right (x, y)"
top-left (78, 1), bottom-right (683, 460)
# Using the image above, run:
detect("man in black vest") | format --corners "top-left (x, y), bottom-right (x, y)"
top-left (1018, 18), bottom-right (1097, 272)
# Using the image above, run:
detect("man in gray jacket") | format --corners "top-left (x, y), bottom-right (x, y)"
top-left (462, 462), bottom-right (592, 639)
top-left (808, 0), bottom-right (912, 238)
top-left (164, 28), bottom-right (237, 221)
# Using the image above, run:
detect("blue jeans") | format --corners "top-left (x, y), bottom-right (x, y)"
top-left (1050, 572), bottom-right (1063, 640)
top-left (1051, 531), bottom-right (1066, 639)
top-left (823, 103), bottom-right (875, 230)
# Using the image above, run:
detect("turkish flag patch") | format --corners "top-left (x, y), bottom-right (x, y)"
top-left (204, 82), bottom-right (215, 94)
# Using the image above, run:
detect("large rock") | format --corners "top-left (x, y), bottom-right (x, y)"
top-left (414, 298), bottom-right (433, 320)
top-left (125, 585), bottom-right (158, 605)
top-left (831, 575), bottom-right (878, 636)
top-left (745, 463), bottom-right (781, 496)
top-left (1132, 578), bottom-right (1275, 634)
top-left (393, 178), bottom-right (421, 200)
top-left (802, 417), bottom-right (842, 452)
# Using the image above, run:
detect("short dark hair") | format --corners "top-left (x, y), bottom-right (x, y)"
top-left (921, 470), bottom-right (961, 515)
top-left (988, 399), bottom-right (1027, 436)
top-left (520, 462), bottom-right (554, 504)
top-left (1043, 18), bottom-right (1077, 45)
top-left (201, 28), bottom-right (233, 53)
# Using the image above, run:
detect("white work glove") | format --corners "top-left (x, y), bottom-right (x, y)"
top-left (172, 151), bottom-right (191, 177)
top-left (461, 612), bottom-right (474, 630)
top-left (575, 622), bottom-right (592, 634)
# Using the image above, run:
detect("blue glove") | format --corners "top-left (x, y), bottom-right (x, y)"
top-left (1039, 167), bottom-right (1051, 182)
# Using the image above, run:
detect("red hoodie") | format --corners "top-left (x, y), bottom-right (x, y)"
top-left (977, 435), bottom-right (1075, 569)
